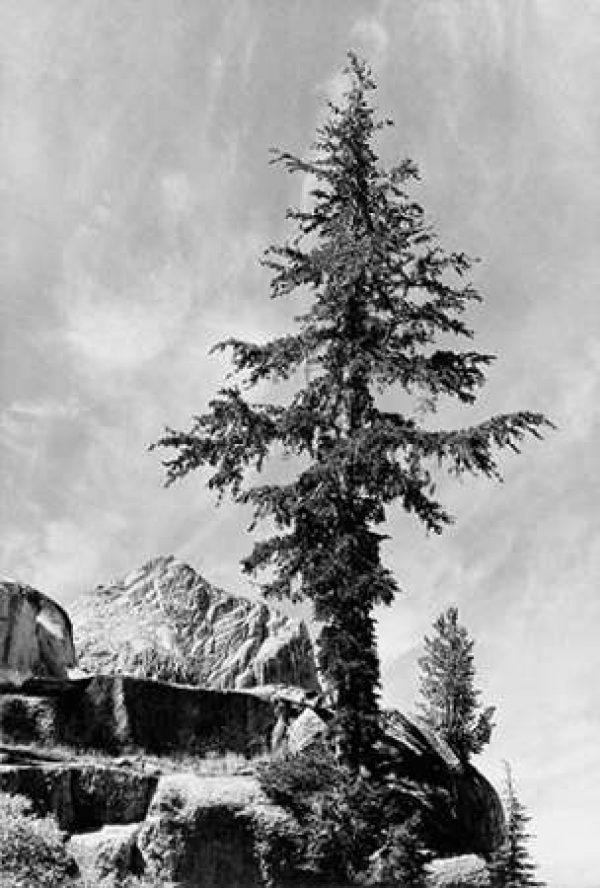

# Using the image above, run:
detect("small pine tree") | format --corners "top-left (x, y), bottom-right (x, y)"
top-left (489, 762), bottom-right (545, 888)
top-left (417, 606), bottom-right (495, 760)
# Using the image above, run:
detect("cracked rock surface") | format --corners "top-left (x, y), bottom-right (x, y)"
top-left (70, 555), bottom-right (319, 691)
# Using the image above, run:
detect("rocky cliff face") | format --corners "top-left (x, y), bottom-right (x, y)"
top-left (0, 581), bottom-right (75, 682)
top-left (70, 556), bottom-right (319, 692)
top-left (0, 676), bottom-right (277, 757)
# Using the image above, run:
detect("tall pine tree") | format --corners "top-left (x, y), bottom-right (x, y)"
top-left (152, 55), bottom-right (551, 769)
top-left (417, 606), bottom-right (495, 761)
top-left (489, 762), bottom-right (545, 888)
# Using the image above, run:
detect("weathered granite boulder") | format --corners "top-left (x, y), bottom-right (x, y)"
top-left (69, 823), bottom-right (145, 882)
top-left (286, 707), bottom-right (328, 754)
top-left (136, 774), bottom-right (267, 888)
top-left (380, 711), bottom-right (505, 856)
top-left (70, 555), bottom-right (319, 691)
top-left (0, 580), bottom-right (75, 682)
top-left (427, 854), bottom-right (491, 887)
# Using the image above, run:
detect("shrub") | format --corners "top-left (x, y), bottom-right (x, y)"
top-left (0, 792), bottom-right (81, 887)
top-left (256, 741), bottom-right (346, 813)
top-left (257, 744), bottom-right (431, 886)
top-left (357, 817), bottom-right (432, 888)
top-left (254, 811), bottom-right (305, 888)
top-left (0, 697), bottom-right (46, 745)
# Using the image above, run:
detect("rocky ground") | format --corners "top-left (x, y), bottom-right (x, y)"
top-left (0, 743), bottom-right (273, 887)
top-left (0, 559), bottom-right (504, 887)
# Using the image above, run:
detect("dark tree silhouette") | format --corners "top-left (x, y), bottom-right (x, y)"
top-left (153, 54), bottom-right (551, 769)
top-left (417, 606), bottom-right (495, 761)
top-left (489, 762), bottom-right (546, 888)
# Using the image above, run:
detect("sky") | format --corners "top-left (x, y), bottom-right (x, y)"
top-left (0, 1), bottom-right (598, 884)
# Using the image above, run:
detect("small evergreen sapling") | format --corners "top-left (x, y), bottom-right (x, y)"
top-left (489, 762), bottom-right (546, 888)
top-left (153, 54), bottom-right (551, 770)
top-left (417, 606), bottom-right (495, 761)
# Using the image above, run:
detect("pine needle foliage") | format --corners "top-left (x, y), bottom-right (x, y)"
top-left (489, 763), bottom-right (546, 888)
top-left (417, 606), bottom-right (495, 761)
top-left (152, 54), bottom-right (551, 770)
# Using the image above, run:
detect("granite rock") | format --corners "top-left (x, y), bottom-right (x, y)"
top-left (0, 761), bottom-right (157, 830)
top-left (136, 774), bottom-right (266, 887)
top-left (0, 676), bottom-right (276, 757)
top-left (69, 823), bottom-right (144, 882)
top-left (0, 580), bottom-right (75, 682)
top-left (427, 854), bottom-right (491, 887)
top-left (381, 710), bottom-right (505, 856)
top-left (70, 555), bottom-right (319, 691)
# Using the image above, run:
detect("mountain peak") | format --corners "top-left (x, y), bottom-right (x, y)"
top-left (71, 556), bottom-right (320, 692)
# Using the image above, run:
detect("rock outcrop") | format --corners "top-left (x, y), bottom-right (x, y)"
top-left (2, 761), bottom-right (274, 888)
top-left (381, 710), bottom-right (505, 856)
top-left (0, 561), bottom-right (506, 884)
top-left (0, 581), bottom-right (75, 682)
top-left (0, 687), bottom-right (504, 860)
top-left (0, 675), bottom-right (276, 756)
top-left (0, 757), bottom-right (158, 831)
top-left (69, 823), bottom-right (144, 883)
top-left (70, 556), bottom-right (319, 692)
top-left (1, 747), bottom-right (501, 888)
top-left (136, 774), bottom-right (268, 887)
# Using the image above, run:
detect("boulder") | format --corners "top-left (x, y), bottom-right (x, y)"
top-left (136, 774), bottom-right (266, 887)
top-left (286, 706), bottom-right (328, 754)
top-left (0, 580), bottom-right (75, 682)
top-left (69, 823), bottom-right (144, 882)
top-left (427, 854), bottom-right (491, 887)
top-left (380, 711), bottom-right (505, 856)
top-left (70, 555), bottom-right (319, 691)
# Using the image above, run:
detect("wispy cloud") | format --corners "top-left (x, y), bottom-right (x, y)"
top-left (61, 260), bottom-right (193, 372)
top-left (0, 398), bottom-right (84, 461)
top-left (7, 398), bottom-right (82, 420)
top-left (0, 5), bottom-right (598, 885)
